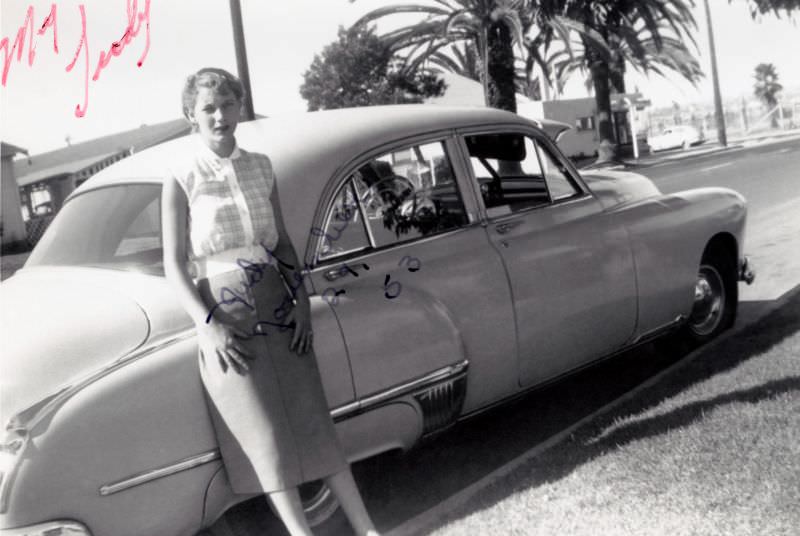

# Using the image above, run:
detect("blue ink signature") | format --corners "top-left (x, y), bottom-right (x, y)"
top-left (205, 205), bottom-right (424, 336)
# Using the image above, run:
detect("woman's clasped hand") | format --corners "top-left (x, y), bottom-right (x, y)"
top-left (286, 300), bottom-right (314, 355)
top-left (197, 319), bottom-right (254, 374)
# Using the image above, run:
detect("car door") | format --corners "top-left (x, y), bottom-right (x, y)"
top-left (458, 127), bottom-right (638, 387)
top-left (303, 134), bottom-right (518, 415)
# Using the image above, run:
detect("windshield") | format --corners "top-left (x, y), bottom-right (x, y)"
top-left (26, 184), bottom-right (164, 275)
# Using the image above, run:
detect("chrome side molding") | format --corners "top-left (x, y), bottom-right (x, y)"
top-left (99, 450), bottom-right (221, 496)
top-left (96, 360), bottom-right (470, 496)
top-left (331, 360), bottom-right (469, 422)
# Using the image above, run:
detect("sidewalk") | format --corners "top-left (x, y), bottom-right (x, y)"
top-left (582, 127), bottom-right (800, 171)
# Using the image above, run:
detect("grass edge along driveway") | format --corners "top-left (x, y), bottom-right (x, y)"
top-left (425, 288), bottom-right (800, 536)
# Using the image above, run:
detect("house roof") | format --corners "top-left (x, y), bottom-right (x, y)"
top-left (16, 151), bottom-right (123, 188)
top-left (13, 118), bottom-right (191, 184)
top-left (1, 142), bottom-right (28, 159)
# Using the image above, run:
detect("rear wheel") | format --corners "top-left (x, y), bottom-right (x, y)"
top-left (299, 480), bottom-right (341, 527)
top-left (201, 480), bottom-right (342, 535)
top-left (685, 252), bottom-right (737, 343)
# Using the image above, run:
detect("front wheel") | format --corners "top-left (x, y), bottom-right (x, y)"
top-left (685, 256), bottom-right (737, 343)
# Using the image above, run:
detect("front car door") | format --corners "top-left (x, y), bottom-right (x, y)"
top-left (304, 133), bottom-right (518, 417)
top-left (457, 126), bottom-right (638, 386)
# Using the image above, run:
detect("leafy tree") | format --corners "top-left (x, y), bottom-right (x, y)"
top-left (300, 25), bottom-right (445, 111)
top-left (350, 0), bottom-right (531, 113)
top-left (735, 0), bottom-right (800, 17)
top-left (753, 62), bottom-right (783, 127)
top-left (557, 0), bottom-right (699, 161)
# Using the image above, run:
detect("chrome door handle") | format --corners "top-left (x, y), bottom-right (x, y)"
top-left (324, 262), bottom-right (369, 281)
top-left (495, 221), bottom-right (521, 234)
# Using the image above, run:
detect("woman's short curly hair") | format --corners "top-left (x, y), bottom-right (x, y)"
top-left (181, 67), bottom-right (245, 122)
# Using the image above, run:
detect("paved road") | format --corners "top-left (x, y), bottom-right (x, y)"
top-left (642, 137), bottom-right (799, 218)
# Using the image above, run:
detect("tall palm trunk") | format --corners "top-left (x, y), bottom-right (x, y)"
top-left (486, 20), bottom-right (517, 113)
top-left (609, 54), bottom-right (626, 94)
top-left (586, 41), bottom-right (616, 162)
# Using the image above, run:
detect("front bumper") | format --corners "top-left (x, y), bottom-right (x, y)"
top-left (739, 255), bottom-right (756, 285)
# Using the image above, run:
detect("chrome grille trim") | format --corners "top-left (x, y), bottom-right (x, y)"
top-left (414, 375), bottom-right (468, 436)
top-left (331, 359), bottom-right (469, 422)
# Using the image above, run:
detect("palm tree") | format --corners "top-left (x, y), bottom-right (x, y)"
top-left (753, 62), bottom-right (783, 127)
top-left (350, 0), bottom-right (532, 113)
top-left (561, 0), bottom-right (699, 161)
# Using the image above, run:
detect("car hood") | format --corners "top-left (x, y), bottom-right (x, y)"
top-left (0, 268), bottom-right (182, 426)
top-left (580, 169), bottom-right (661, 209)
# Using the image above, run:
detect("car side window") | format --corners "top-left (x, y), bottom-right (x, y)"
top-left (26, 184), bottom-right (165, 274)
top-left (317, 181), bottom-right (371, 261)
top-left (536, 141), bottom-right (580, 201)
top-left (466, 133), bottom-right (578, 213)
top-left (114, 195), bottom-right (162, 258)
top-left (318, 140), bottom-right (468, 260)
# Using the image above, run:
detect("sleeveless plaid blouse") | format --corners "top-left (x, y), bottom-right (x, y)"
top-left (168, 139), bottom-right (279, 276)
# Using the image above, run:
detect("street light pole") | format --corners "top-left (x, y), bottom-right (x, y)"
top-left (703, 0), bottom-right (726, 147)
top-left (229, 0), bottom-right (255, 121)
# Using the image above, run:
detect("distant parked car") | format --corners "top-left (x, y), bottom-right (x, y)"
top-left (648, 125), bottom-right (704, 152)
top-left (0, 105), bottom-right (754, 536)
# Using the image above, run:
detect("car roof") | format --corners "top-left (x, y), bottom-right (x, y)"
top-left (77, 105), bottom-right (568, 258)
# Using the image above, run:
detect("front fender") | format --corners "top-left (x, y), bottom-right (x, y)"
top-left (613, 187), bottom-right (746, 336)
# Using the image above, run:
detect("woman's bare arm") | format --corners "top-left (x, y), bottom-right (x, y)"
top-left (161, 176), bottom-right (252, 372)
top-left (269, 179), bottom-right (314, 354)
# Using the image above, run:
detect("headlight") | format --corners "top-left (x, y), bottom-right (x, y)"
top-left (0, 521), bottom-right (91, 535)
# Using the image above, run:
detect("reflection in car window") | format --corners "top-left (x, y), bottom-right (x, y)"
top-left (537, 142), bottom-right (580, 201)
top-left (26, 184), bottom-right (165, 275)
top-left (466, 133), bottom-right (578, 212)
top-left (319, 141), bottom-right (468, 258)
top-left (317, 181), bottom-right (370, 261)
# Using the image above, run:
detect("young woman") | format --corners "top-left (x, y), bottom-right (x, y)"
top-left (161, 67), bottom-right (378, 536)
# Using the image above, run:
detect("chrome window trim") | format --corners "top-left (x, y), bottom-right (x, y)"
top-left (99, 450), bottom-right (221, 496)
top-left (315, 181), bottom-right (374, 264)
top-left (308, 130), bottom-right (471, 267)
top-left (454, 124), bottom-right (593, 224)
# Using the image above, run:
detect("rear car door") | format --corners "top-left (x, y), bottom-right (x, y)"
top-left (304, 134), bottom-right (518, 415)
top-left (458, 127), bottom-right (638, 386)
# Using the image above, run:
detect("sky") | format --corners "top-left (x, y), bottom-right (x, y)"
top-left (1, 0), bottom-right (798, 155)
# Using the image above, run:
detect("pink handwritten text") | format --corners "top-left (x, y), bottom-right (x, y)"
top-left (1, 0), bottom-right (152, 118)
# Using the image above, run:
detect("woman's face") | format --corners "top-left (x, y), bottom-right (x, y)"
top-left (189, 86), bottom-right (240, 156)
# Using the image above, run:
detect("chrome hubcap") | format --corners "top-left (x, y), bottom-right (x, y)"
top-left (689, 264), bottom-right (725, 336)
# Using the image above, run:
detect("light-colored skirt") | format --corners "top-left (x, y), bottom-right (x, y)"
top-left (196, 265), bottom-right (347, 493)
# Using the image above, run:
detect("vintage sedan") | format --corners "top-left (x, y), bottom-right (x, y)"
top-left (647, 124), bottom-right (705, 152)
top-left (0, 105), bottom-right (754, 536)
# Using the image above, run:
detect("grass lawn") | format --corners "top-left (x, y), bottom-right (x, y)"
top-left (428, 290), bottom-right (800, 536)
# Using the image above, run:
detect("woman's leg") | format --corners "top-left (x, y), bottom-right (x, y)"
top-left (325, 469), bottom-right (380, 536)
top-left (266, 488), bottom-right (314, 536)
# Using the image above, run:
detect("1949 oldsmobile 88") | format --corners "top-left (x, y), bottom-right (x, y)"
top-left (0, 105), bottom-right (754, 535)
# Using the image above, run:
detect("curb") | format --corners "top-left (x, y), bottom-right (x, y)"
top-left (386, 284), bottom-right (800, 536)
top-left (620, 144), bottom-right (743, 169)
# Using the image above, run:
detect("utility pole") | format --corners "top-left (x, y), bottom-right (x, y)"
top-left (703, 0), bottom-right (726, 147)
top-left (229, 0), bottom-right (255, 121)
